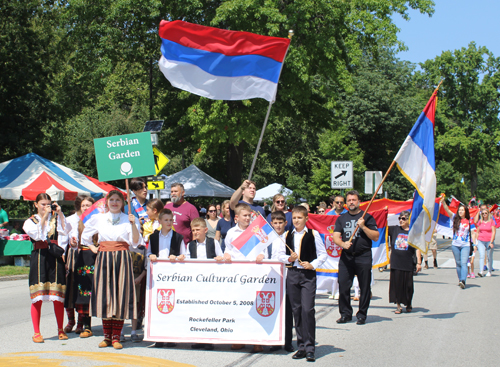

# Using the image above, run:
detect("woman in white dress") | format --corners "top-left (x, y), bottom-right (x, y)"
top-left (81, 190), bottom-right (142, 349)
top-left (23, 193), bottom-right (69, 343)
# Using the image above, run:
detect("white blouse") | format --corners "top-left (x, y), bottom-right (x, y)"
top-left (58, 213), bottom-right (81, 250)
top-left (23, 213), bottom-right (68, 243)
top-left (81, 212), bottom-right (143, 248)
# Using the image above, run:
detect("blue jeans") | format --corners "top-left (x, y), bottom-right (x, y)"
top-left (487, 245), bottom-right (494, 272)
top-left (476, 241), bottom-right (487, 273)
top-left (451, 245), bottom-right (469, 283)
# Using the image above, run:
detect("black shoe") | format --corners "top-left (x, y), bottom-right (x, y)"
top-left (205, 344), bottom-right (215, 350)
top-left (336, 316), bottom-right (352, 323)
top-left (269, 346), bottom-right (282, 352)
top-left (434, 259), bottom-right (438, 268)
top-left (306, 352), bottom-right (316, 362)
top-left (284, 345), bottom-right (295, 353)
top-left (153, 342), bottom-right (165, 348)
top-left (292, 350), bottom-right (307, 359)
top-left (166, 342), bottom-right (177, 347)
top-left (191, 343), bottom-right (206, 349)
top-left (356, 318), bottom-right (366, 325)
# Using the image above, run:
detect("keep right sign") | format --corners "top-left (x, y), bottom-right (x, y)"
top-left (331, 161), bottom-right (353, 189)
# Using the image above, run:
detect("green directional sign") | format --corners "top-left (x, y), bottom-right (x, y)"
top-left (94, 132), bottom-right (156, 182)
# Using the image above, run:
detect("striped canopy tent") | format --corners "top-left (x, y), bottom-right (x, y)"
top-left (0, 153), bottom-right (125, 202)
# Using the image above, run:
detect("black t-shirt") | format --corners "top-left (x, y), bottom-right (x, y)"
top-left (388, 226), bottom-right (416, 272)
top-left (334, 211), bottom-right (377, 255)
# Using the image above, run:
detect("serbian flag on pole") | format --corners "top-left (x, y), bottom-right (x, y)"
top-left (80, 198), bottom-right (107, 224)
top-left (231, 215), bottom-right (278, 258)
top-left (394, 91), bottom-right (438, 252)
top-left (158, 20), bottom-right (290, 102)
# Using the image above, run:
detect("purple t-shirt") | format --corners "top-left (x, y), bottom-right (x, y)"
top-left (165, 201), bottom-right (199, 245)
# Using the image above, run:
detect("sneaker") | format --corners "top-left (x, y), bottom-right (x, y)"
top-left (486, 272), bottom-right (492, 277)
top-left (334, 293), bottom-right (339, 300)
top-left (467, 274), bottom-right (471, 278)
top-left (459, 281), bottom-right (465, 289)
top-left (470, 273), bottom-right (475, 279)
top-left (477, 272), bottom-right (483, 277)
top-left (131, 333), bottom-right (140, 343)
top-left (484, 265), bottom-right (488, 271)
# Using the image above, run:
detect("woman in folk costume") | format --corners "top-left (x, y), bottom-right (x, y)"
top-left (81, 190), bottom-right (143, 349)
top-left (63, 196), bottom-right (95, 337)
top-left (23, 193), bottom-right (69, 343)
top-left (63, 196), bottom-right (94, 334)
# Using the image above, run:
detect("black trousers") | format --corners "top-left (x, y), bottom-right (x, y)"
top-left (286, 267), bottom-right (316, 353)
top-left (284, 289), bottom-right (293, 348)
top-left (338, 252), bottom-right (372, 319)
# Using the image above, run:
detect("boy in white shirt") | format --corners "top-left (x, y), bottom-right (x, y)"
top-left (269, 211), bottom-right (297, 353)
top-left (187, 218), bottom-right (224, 260)
top-left (147, 209), bottom-right (184, 348)
top-left (223, 203), bottom-right (265, 352)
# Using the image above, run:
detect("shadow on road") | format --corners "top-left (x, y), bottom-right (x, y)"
top-left (421, 311), bottom-right (466, 319)
top-left (315, 344), bottom-right (345, 359)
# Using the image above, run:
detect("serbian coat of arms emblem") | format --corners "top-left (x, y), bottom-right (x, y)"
top-left (157, 289), bottom-right (175, 314)
top-left (325, 225), bottom-right (342, 258)
top-left (256, 291), bottom-right (275, 317)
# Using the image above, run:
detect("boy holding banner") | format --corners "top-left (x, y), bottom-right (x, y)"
top-left (285, 206), bottom-right (327, 362)
top-left (223, 203), bottom-right (267, 353)
top-left (147, 208), bottom-right (185, 348)
top-left (269, 211), bottom-right (296, 353)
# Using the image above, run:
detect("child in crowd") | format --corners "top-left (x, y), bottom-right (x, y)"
top-left (269, 211), bottom-right (296, 353)
top-left (223, 203), bottom-right (266, 353)
top-left (285, 206), bottom-right (327, 362)
top-left (147, 208), bottom-right (185, 348)
top-left (187, 217), bottom-right (224, 351)
top-left (143, 199), bottom-right (165, 243)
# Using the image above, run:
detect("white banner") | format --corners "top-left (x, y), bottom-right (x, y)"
top-left (144, 260), bottom-right (286, 345)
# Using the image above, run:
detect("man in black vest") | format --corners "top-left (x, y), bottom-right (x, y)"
top-left (333, 190), bottom-right (379, 325)
top-left (286, 206), bottom-right (327, 362)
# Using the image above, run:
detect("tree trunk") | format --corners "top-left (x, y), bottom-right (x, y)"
top-left (469, 163), bottom-right (478, 197)
top-left (226, 142), bottom-right (245, 188)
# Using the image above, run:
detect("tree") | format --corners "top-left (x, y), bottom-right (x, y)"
top-left (419, 42), bottom-right (500, 197)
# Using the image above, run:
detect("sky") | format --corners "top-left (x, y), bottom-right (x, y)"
top-left (392, 0), bottom-right (500, 65)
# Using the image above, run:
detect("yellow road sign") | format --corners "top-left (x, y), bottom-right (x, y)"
top-left (152, 146), bottom-right (169, 175)
top-left (148, 181), bottom-right (165, 190)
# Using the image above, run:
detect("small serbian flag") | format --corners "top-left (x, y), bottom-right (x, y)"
top-left (158, 20), bottom-right (290, 102)
top-left (231, 215), bottom-right (278, 258)
top-left (80, 198), bottom-right (107, 224)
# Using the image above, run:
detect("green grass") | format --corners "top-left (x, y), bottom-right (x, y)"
top-left (0, 265), bottom-right (30, 277)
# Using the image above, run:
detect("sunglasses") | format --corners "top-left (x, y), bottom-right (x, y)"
top-left (318, 210), bottom-right (325, 213)
top-left (275, 200), bottom-right (285, 204)
top-left (208, 210), bottom-right (217, 213)
top-left (398, 217), bottom-right (407, 221)
top-left (335, 201), bottom-right (344, 204)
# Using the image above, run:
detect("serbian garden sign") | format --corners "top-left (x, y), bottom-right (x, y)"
top-left (94, 132), bottom-right (156, 181)
top-left (144, 260), bottom-right (286, 345)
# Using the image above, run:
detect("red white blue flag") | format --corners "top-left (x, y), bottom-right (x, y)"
top-left (231, 215), bottom-right (278, 258)
top-left (158, 20), bottom-right (290, 102)
top-left (80, 198), bottom-right (107, 224)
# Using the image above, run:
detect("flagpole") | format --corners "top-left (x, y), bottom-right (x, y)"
top-left (125, 179), bottom-right (132, 215)
top-left (260, 212), bottom-right (301, 263)
top-left (248, 101), bottom-right (273, 181)
top-left (348, 80), bottom-right (444, 242)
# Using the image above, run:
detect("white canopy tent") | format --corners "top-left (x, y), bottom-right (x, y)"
top-left (254, 183), bottom-right (293, 202)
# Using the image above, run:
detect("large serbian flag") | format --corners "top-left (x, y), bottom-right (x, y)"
top-left (231, 215), bottom-right (278, 259)
top-left (306, 209), bottom-right (389, 293)
top-left (158, 20), bottom-right (290, 102)
top-left (394, 91), bottom-right (437, 252)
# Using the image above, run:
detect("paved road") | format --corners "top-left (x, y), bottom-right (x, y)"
top-left (1, 239), bottom-right (498, 366)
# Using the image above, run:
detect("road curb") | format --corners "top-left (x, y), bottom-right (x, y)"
top-left (0, 274), bottom-right (28, 282)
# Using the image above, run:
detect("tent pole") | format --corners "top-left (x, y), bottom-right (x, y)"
top-left (248, 101), bottom-right (273, 181)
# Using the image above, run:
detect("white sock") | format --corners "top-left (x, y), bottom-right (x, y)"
top-left (131, 330), bottom-right (137, 335)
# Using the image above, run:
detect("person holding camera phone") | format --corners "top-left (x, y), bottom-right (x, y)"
top-left (23, 193), bottom-right (69, 343)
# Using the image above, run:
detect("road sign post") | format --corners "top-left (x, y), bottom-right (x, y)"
top-left (331, 161), bottom-right (353, 189)
top-left (365, 171), bottom-right (383, 195)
